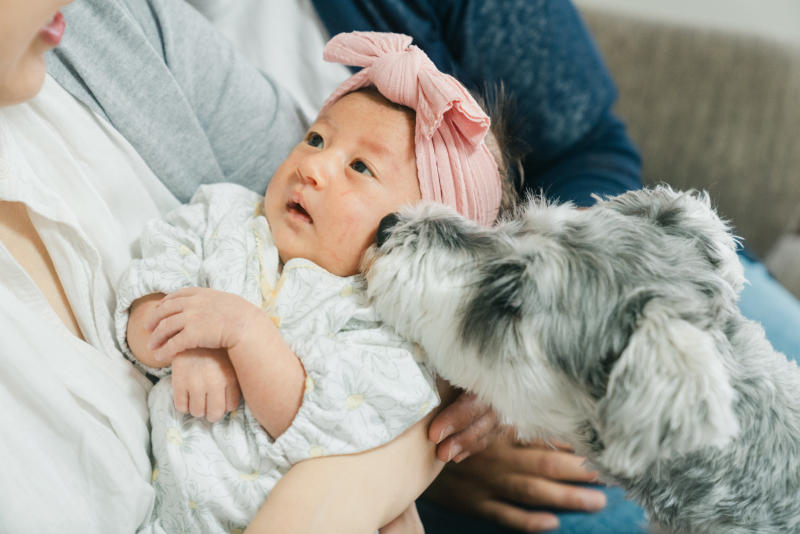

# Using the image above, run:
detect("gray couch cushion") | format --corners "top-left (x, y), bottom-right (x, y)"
top-left (580, 7), bottom-right (800, 261)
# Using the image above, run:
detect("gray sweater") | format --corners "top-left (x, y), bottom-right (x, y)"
top-left (47, 0), bottom-right (306, 202)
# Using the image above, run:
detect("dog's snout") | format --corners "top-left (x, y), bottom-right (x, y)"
top-left (376, 213), bottom-right (400, 248)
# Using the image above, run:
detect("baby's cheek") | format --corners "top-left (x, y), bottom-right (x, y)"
top-left (341, 214), bottom-right (379, 261)
top-left (337, 212), bottom-right (372, 248)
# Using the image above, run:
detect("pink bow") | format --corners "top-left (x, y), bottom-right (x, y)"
top-left (321, 32), bottom-right (502, 226)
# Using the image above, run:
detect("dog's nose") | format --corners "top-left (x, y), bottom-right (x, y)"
top-left (376, 213), bottom-right (400, 248)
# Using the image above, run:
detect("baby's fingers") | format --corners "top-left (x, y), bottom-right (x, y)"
top-left (152, 331), bottom-right (196, 363)
top-left (159, 287), bottom-right (201, 302)
top-left (148, 313), bottom-right (186, 353)
top-left (173, 382), bottom-right (189, 414)
top-left (226, 384), bottom-right (242, 412)
top-left (145, 295), bottom-right (188, 331)
top-left (188, 389), bottom-right (207, 419)
top-left (205, 387), bottom-right (227, 423)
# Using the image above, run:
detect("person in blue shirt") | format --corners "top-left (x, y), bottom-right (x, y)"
top-left (311, 1), bottom-right (800, 533)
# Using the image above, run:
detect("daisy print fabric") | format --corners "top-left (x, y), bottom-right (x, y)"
top-left (116, 183), bottom-right (439, 533)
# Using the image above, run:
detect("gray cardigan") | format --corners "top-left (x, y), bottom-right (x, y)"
top-left (47, 0), bottom-right (306, 203)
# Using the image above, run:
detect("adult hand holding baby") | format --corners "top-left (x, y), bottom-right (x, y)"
top-left (429, 390), bottom-right (500, 463)
top-left (424, 429), bottom-right (607, 532)
top-left (427, 388), bottom-right (606, 532)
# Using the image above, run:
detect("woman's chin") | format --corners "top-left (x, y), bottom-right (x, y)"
top-left (0, 57), bottom-right (47, 107)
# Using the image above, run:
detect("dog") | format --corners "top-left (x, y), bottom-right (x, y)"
top-left (362, 186), bottom-right (800, 533)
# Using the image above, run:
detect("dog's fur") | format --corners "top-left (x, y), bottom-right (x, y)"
top-left (362, 186), bottom-right (800, 533)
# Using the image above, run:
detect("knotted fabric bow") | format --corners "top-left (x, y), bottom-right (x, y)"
top-left (321, 31), bottom-right (502, 226)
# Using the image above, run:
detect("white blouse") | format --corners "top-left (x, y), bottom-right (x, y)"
top-left (0, 76), bottom-right (178, 532)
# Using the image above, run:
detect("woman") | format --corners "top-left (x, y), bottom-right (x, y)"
top-left (0, 1), bottom-right (459, 531)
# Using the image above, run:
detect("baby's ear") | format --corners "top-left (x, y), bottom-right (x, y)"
top-left (595, 308), bottom-right (739, 477)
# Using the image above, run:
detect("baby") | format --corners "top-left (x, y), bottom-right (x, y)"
top-left (116, 31), bottom-right (507, 533)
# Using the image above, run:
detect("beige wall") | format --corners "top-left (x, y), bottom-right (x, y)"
top-left (576, 0), bottom-right (800, 46)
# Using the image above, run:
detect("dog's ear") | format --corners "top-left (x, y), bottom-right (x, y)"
top-left (602, 187), bottom-right (745, 294)
top-left (595, 308), bottom-right (739, 477)
top-left (655, 188), bottom-right (744, 294)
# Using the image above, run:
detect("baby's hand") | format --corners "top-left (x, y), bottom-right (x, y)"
top-left (171, 348), bottom-right (242, 422)
top-left (147, 287), bottom-right (261, 363)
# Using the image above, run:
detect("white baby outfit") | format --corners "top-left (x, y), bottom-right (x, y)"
top-left (115, 183), bottom-right (439, 533)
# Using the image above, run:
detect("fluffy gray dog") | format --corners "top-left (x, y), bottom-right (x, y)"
top-left (362, 186), bottom-right (800, 533)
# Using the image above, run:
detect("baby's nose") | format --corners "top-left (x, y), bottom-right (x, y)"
top-left (297, 151), bottom-right (337, 188)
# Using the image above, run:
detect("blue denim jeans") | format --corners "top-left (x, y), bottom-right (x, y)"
top-left (419, 252), bottom-right (800, 533)
top-left (738, 254), bottom-right (800, 363)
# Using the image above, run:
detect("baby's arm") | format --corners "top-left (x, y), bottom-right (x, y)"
top-left (147, 287), bottom-right (305, 437)
top-left (127, 293), bottom-right (167, 369)
top-left (128, 293), bottom-right (242, 421)
top-left (223, 298), bottom-right (305, 437)
top-left (116, 184), bottom-right (267, 419)
top-left (147, 282), bottom-right (441, 453)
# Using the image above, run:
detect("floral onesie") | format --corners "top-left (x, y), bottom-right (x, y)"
top-left (115, 183), bottom-right (439, 533)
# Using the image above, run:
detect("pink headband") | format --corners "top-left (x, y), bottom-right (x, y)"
top-left (321, 31), bottom-right (502, 226)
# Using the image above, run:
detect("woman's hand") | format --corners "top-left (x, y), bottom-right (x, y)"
top-left (171, 348), bottom-right (242, 422)
top-left (423, 429), bottom-right (607, 532)
top-left (428, 386), bottom-right (502, 462)
top-left (146, 287), bottom-right (262, 363)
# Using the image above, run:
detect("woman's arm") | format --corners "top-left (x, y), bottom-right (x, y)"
top-left (50, 0), bottom-right (306, 203)
top-left (246, 396), bottom-right (450, 534)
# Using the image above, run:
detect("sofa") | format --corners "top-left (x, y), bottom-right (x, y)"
top-left (578, 5), bottom-right (800, 297)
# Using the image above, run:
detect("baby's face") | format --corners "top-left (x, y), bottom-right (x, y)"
top-left (265, 90), bottom-right (420, 276)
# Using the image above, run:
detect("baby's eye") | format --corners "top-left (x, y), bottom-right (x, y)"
top-left (350, 160), bottom-right (374, 177)
top-left (306, 132), bottom-right (324, 148)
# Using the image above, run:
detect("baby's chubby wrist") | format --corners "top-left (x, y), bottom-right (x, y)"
top-left (226, 303), bottom-right (274, 354)
top-left (226, 305), bottom-right (282, 363)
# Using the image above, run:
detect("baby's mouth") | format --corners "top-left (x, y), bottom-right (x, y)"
top-left (287, 200), bottom-right (313, 223)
